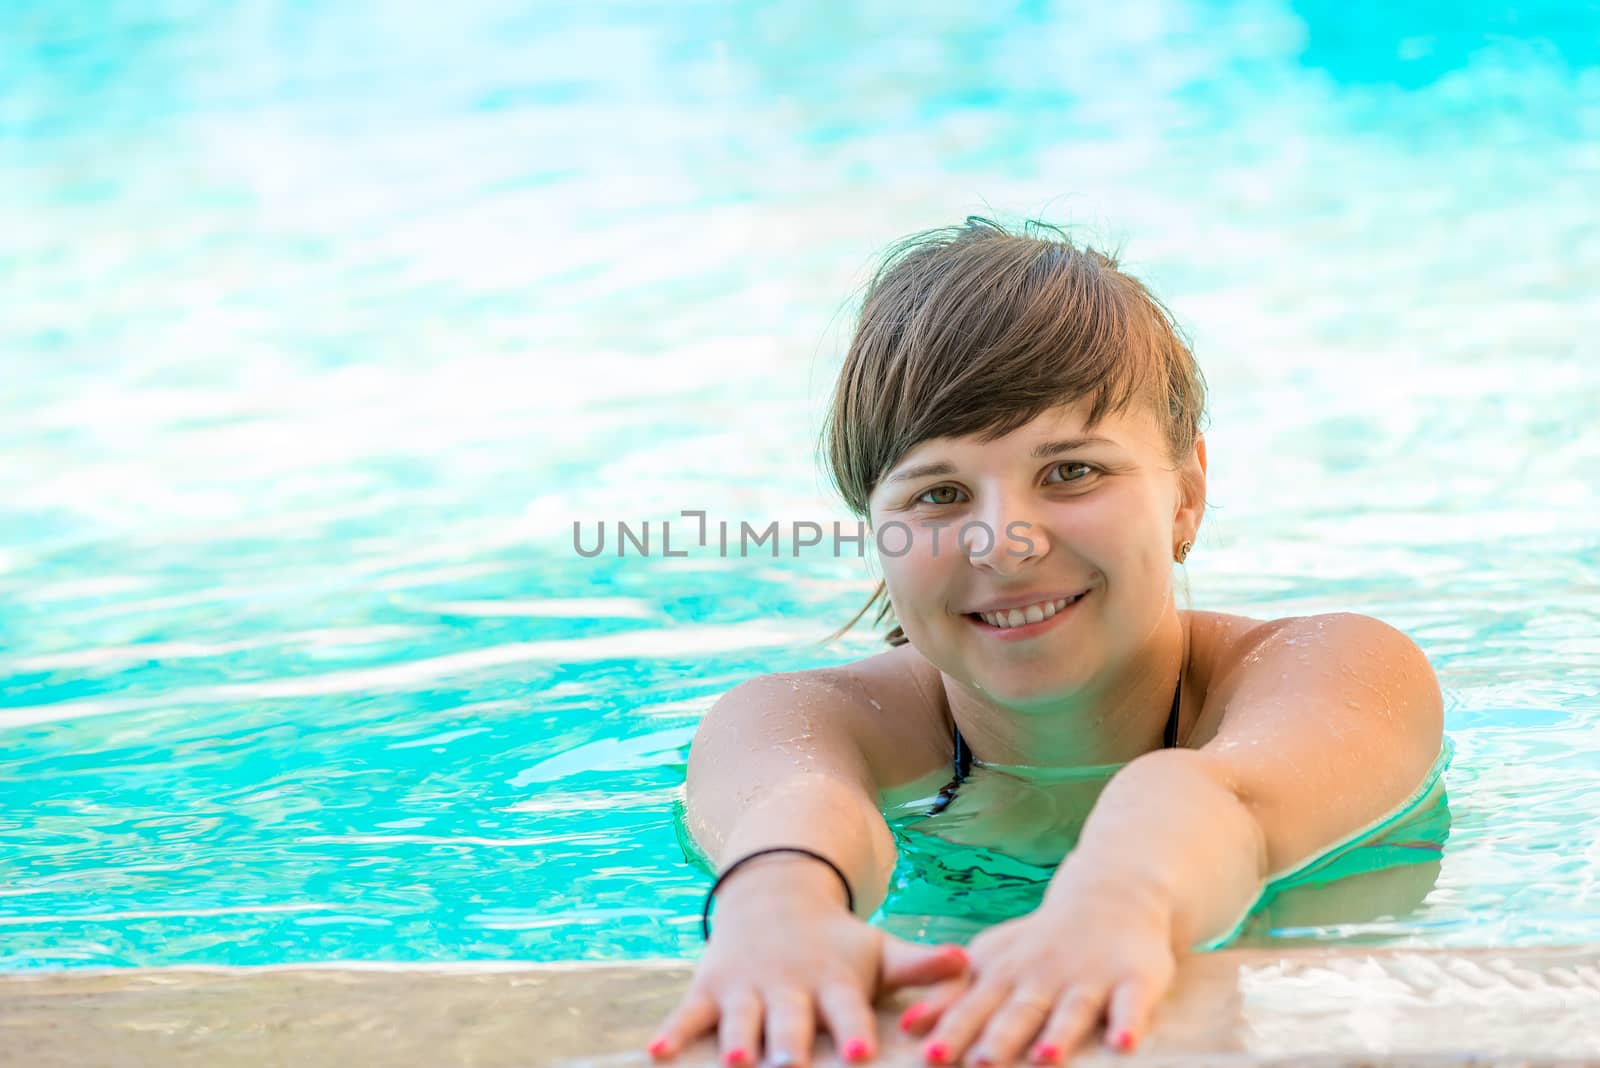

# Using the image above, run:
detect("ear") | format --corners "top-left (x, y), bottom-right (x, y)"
top-left (1175, 434), bottom-right (1207, 543)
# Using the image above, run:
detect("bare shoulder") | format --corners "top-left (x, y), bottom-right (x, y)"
top-left (808, 643), bottom-right (956, 791)
top-left (1195, 609), bottom-right (1432, 679)
top-left (1186, 609), bottom-right (1441, 746)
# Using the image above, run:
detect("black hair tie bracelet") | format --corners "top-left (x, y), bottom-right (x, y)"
top-left (701, 846), bottom-right (855, 941)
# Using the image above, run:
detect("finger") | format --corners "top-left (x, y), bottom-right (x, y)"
top-left (1025, 987), bottom-right (1102, 1066)
top-left (716, 990), bottom-right (762, 1068)
top-left (880, 936), bottom-right (970, 991)
top-left (967, 988), bottom-right (1057, 1067)
top-left (761, 987), bottom-right (815, 1068)
top-left (920, 981), bottom-right (1008, 1067)
top-left (1103, 978), bottom-right (1162, 1053)
top-left (648, 989), bottom-right (719, 1060)
top-left (897, 975), bottom-right (969, 1037)
top-left (817, 982), bottom-right (877, 1064)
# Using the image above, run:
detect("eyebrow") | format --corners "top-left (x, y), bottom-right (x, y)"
top-left (884, 437), bottom-right (1118, 483)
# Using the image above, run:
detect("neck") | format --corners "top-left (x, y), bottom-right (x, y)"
top-left (943, 603), bottom-right (1189, 768)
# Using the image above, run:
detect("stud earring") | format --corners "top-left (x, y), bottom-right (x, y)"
top-left (1175, 540), bottom-right (1193, 563)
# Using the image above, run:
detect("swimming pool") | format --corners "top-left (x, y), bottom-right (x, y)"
top-left (1, 1), bottom-right (1597, 970)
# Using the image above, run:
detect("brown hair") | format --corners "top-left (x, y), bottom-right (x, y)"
top-left (820, 217), bottom-right (1207, 646)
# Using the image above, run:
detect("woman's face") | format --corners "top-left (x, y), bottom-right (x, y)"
top-left (866, 399), bottom-right (1205, 708)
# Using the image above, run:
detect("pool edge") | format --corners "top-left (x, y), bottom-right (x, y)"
top-left (2, 945), bottom-right (1597, 1065)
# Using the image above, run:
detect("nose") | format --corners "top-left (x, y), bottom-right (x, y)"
top-left (961, 489), bottom-right (1048, 574)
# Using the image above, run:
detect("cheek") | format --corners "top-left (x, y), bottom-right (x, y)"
top-left (878, 523), bottom-right (960, 611)
top-left (1052, 507), bottom-right (1131, 576)
top-left (886, 544), bottom-right (944, 587)
top-left (1066, 499), bottom-right (1170, 602)
top-left (1110, 524), bottom-right (1175, 597)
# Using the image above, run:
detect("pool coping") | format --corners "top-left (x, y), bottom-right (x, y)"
top-left (2, 945), bottom-right (1598, 1066)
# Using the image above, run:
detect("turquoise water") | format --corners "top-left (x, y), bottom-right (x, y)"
top-left (2, 2), bottom-right (1598, 969)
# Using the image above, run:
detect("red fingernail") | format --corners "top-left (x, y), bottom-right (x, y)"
top-left (898, 1003), bottom-right (926, 1032)
top-left (843, 1038), bottom-right (871, 1062)
top-left (923, 1040), bottom-right (950, 1066)
top-left (647, 1037), bottom-right (671, 1059)
top-left (940, 945), bottom-right (969, 968)
top-left (1115, 1030), bottom-right (1137, 1051)
top-left (1032, 1044), bottom-right (1062, 1065)
top-left (723, 1049), bottom-right (749, 1068)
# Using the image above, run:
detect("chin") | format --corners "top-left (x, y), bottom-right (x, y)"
top-left (969, 662), bottom-right (1076, 708)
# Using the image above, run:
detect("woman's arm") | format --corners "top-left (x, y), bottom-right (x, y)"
top-left (1060, 611), bottom-right (1445, 946)
top-left (653, 664), bottom-right (967, 1068)
top-left (904, 612), bottom-right (1444, 1065)
top-left (684, 670), bottom-right (901, 913)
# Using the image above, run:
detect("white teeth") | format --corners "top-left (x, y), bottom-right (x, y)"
top-left (978, 594), bottom-right (1082, 629)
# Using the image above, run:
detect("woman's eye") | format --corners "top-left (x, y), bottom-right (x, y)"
top-left (913, 467), bottom-right (1093, 505)
top-left (916, 485), bottom-right (961, 505)
top-left (1047, 462), bottom-right (1095, 484)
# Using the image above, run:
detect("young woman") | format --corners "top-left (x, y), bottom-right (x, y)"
top-left (648, 218), bottom-right (1444, 1068)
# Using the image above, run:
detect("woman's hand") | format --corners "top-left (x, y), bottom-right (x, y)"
top-left (648, 864), bottom-right (969, 1068)
top-left (898, 880), bottom-right (1177, 1065)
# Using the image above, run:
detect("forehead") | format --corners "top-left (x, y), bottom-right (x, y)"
top-left (899, 399), bottom-right (1162, 464)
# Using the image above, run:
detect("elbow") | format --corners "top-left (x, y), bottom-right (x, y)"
top-left (1170, 748), bottom-right (1274, 884)
top-left (1128, 747), bottom-right (1274, 884)
top-left (1207, 755), bottom-right (1273, 884)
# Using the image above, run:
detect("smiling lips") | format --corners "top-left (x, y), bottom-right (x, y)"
top-left (970, 592), bottom-right (1085, 630)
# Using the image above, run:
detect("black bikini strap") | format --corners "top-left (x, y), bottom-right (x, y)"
top-left (926, 728), bottom-right (969, 816)
top-left (1163, 673), bottom-right (1183, 748)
